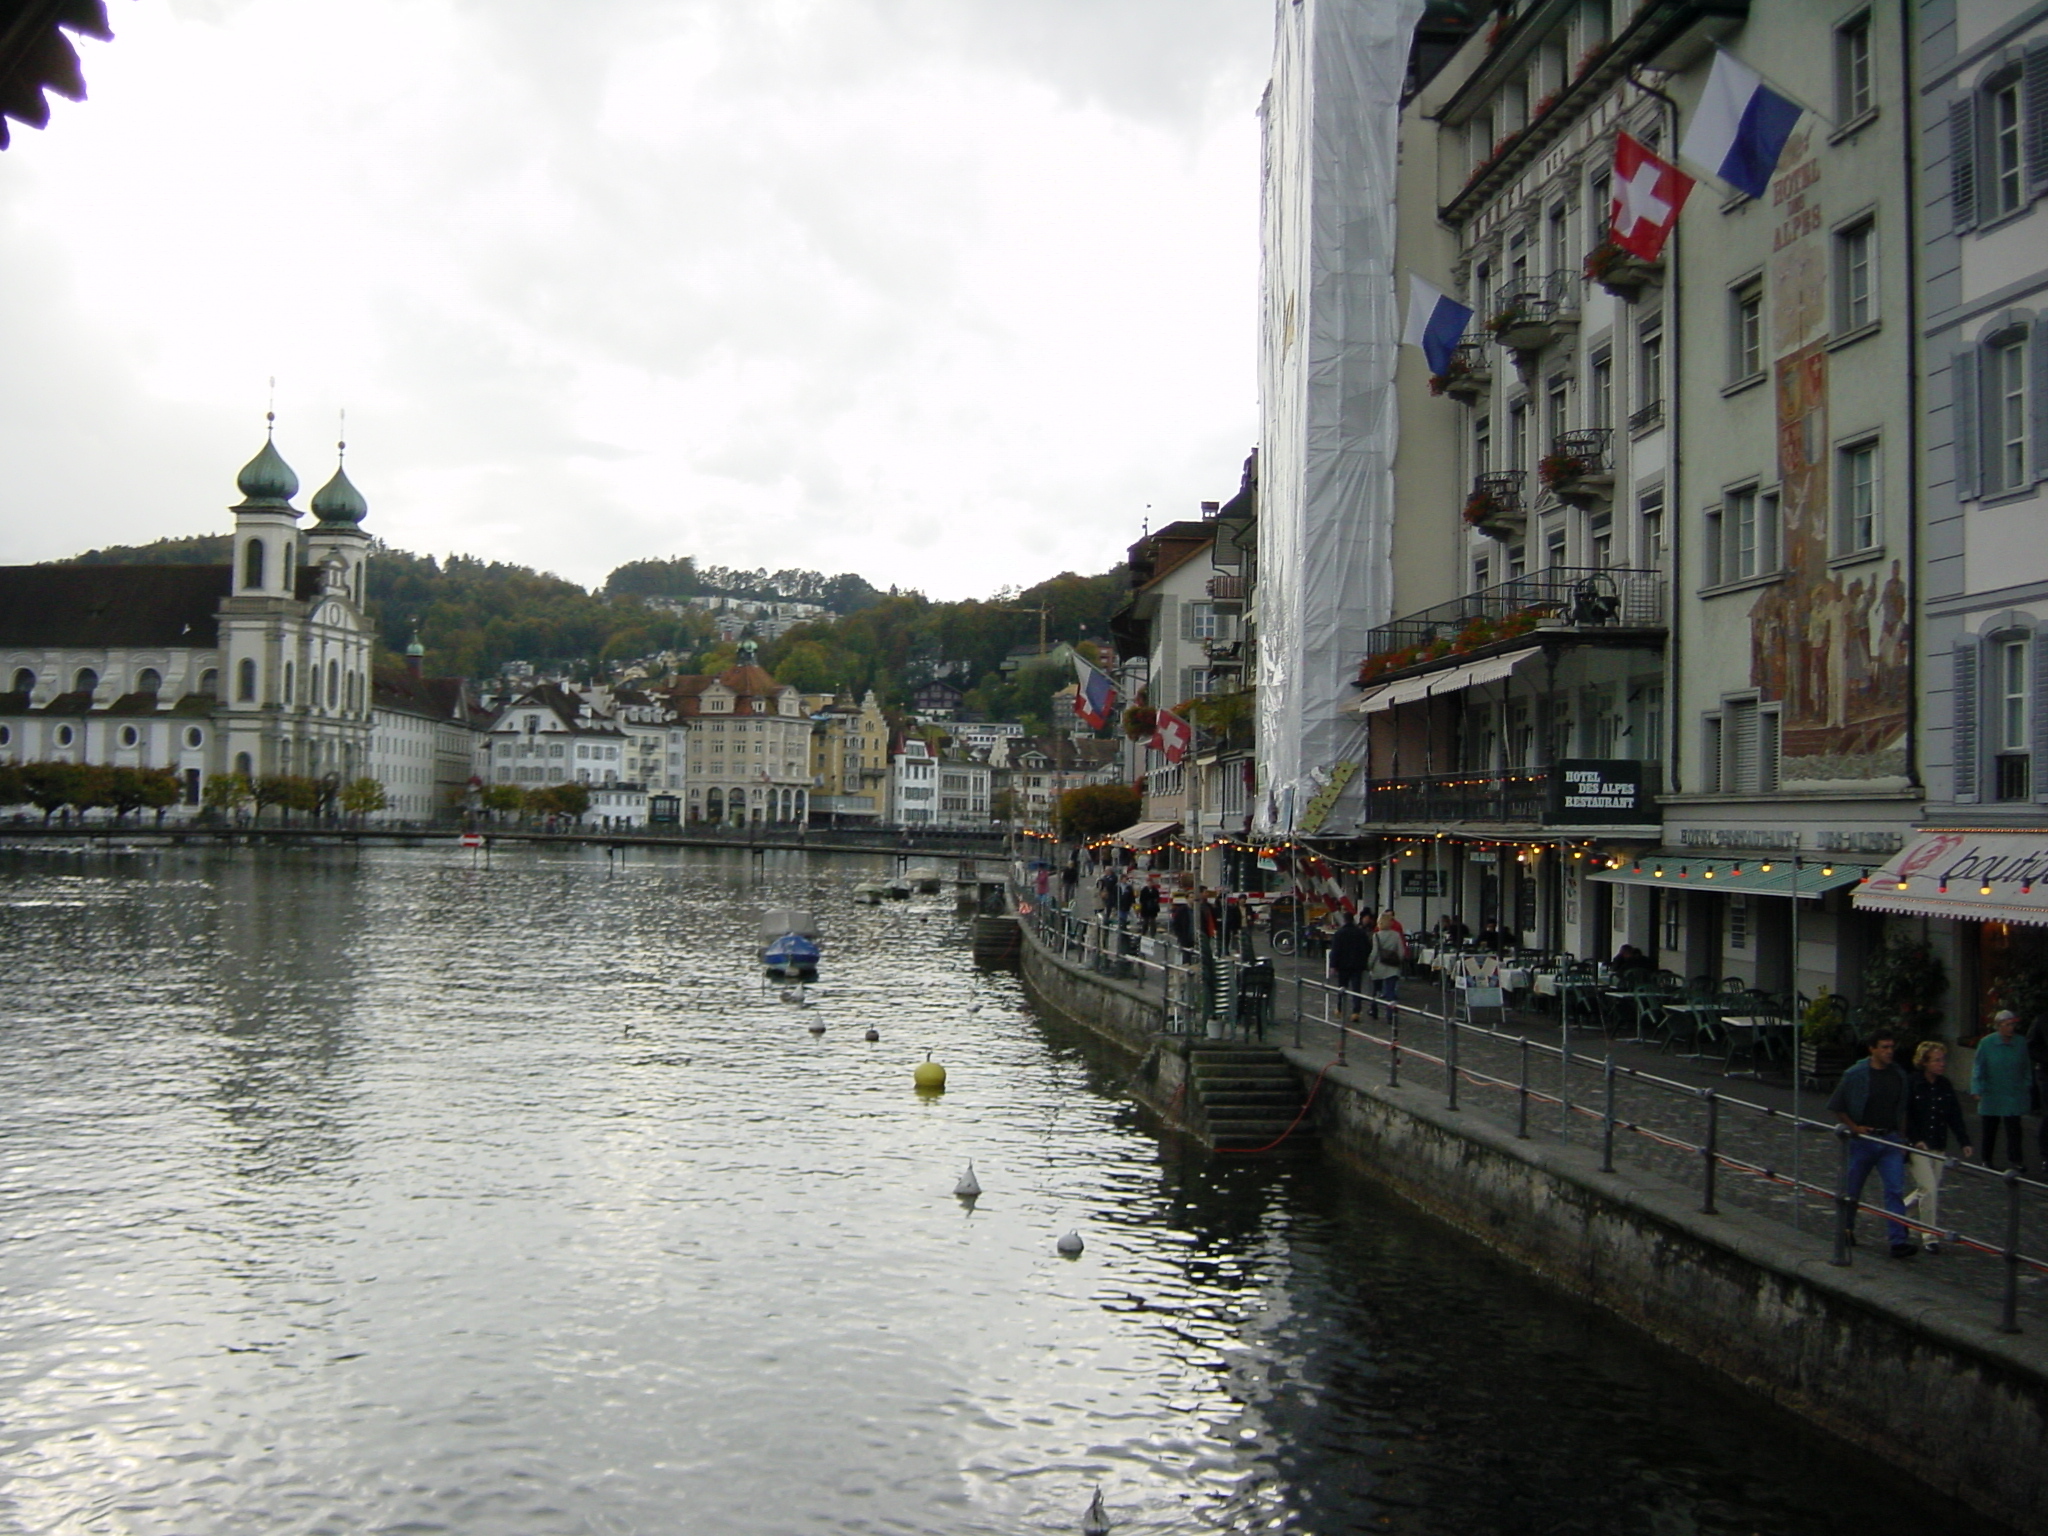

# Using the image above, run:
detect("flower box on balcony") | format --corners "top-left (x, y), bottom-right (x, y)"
top-left (1464, 472), bottom-right (1526, 541)
top-left (1537, 432), bottom-right (1616, 510)
top-left (1583, 241), bottom-right (1662, 300)
top-left (1428, 346), bottom-right (1492, 403)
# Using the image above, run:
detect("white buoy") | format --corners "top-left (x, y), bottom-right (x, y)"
top-left (863, 1026), bottom-right (879, 1042)
top-left (968, 1002), bottom-right (984, 1014)
top-left (1082, 1486), bottom-right (1109, 1535)
top-left (779, 986), bottom-right (803, 1004)
top-left (807, 1018), bottom-right (826, 1036)
top-left (954, 1162), bottom-right (981, 1199)
top-left (1057, 1230), bottom-right (1084, 1257)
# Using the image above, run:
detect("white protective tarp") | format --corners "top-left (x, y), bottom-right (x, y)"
top-left (1255, 0), bottom-right (1421, 832)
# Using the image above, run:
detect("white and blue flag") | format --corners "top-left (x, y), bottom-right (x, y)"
top-left (1402, 275), bottom-right (1473, 378)
top-left (1679, 49), bottom-right (1803, 200)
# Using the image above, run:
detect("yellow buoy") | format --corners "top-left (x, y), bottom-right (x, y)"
top-left (913, 1050), bottom-right (947, 1090)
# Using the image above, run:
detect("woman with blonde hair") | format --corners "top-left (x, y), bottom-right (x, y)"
top-left (1905, 1039), bottom-right (1972, 1253)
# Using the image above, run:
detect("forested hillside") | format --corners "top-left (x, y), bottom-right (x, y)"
top-left (48, 539), bottom-right (1126, 722)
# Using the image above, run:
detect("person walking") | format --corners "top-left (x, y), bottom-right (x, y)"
top-left (1167, 896), bottom-right (1195, 960)
top-left (1137, 880), bottom-right (1160, 937)
top-left (1971, 1009), bottom-right (2034, 1174)
top-left (1368, 911), bottom-right (1406, 1021)
top-left (1328, 914), bottom-right (1371, 1022)
top-left (1828, 1029), bottom-right (1918, 1257)
top-left (1904, 1040), bottom-right (1972, 1254)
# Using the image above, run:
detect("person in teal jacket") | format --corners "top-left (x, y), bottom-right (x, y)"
top-left (1970, 1009), bottom-right (2034, 1173)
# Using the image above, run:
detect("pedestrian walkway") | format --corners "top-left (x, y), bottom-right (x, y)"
top-left (1055, 875), bottom-right (2048, 1333)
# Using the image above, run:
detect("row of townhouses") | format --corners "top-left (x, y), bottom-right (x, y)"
top-left (0, 435), bottom-right (1110, 833)
top-left (1119, 0), bottom-right (2046, 1039)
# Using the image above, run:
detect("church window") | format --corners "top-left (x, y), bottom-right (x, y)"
top-left (328, 660), bottom-right (340, 707)
top-left (235, 752), bottom-right (253, 777)
top-left (136, 668), bottom-right (162, 694)
top-left (11, 667), bottom-right (33, 694)
top-left (185, 728), bottom-right (204, 749)
top-left (54, 725), bottom-right (74, 747)
top-left (284, 662), bottom-right (294, 703)
top-left (0, 726), bottom-right (9, 745)
top-left (244, 539), bottom-right (265, 589)
top-left (238, 659), bottom-right (258, 701)
top-left (199, 668), bottom-right (218, 696)
top-left (73, 668), bottom-right (98, 695)
top-left (119, 726), bottom-right (140, 747)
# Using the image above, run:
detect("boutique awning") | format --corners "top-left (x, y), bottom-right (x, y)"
top-left (1349, 646), bottom-right (1543, 715)
top-left (1852, 830), bottom-right (2048, 926)
top-left (1110, 819), bottom-right (1181, 848)
top-left (1589, 857), bottom-right (1870, 897)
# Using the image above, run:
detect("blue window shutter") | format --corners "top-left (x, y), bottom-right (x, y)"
top-left (1951, 96), bottom-right (1980, 232)
top-left (2026, 43), bottom-right (2048, 196)
top-left (2033, 322), bottom-right (2048, 486)
top-left (2035, 632), bottom-right (2048, 802)
top-left (1953, 347), bottom-right (1981, 499)
top-left (1954, 640), bottom-right (1982, 804)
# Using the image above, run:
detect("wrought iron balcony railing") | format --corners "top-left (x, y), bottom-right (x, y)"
top-left (1362, 565), bottom-right (1664, 658)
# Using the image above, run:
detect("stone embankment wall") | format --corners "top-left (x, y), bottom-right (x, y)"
top-left (1017, 921), bottom-right (2048, 1532)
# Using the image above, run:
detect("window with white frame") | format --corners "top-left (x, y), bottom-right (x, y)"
top-left (1588, 346), bottom-right (1613, 429)
top-left (1990, 75), bottom-right (2024, 220)
top-left (1635, 314), bottom-right (1664, 420)
top-left (1834, 11), bottom-right (1872, 122)
top-left (1991, 331), bottom-right (2029, 492)
top-left (1995, 634), bottom-right (2033, 801)
top-left (1835, 438), bottom-right (1880, 554)
top-left (1729, 277), bottom-right (1763, 381)
top-left (1834, 217), bottom-right (1876, 333)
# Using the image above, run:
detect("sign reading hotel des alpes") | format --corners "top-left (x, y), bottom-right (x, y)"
top-left (1547, 760), bottom-right (1652, 825)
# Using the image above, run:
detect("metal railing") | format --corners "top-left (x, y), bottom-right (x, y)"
top-left (1286, 976), bottom-right (2048, 1335)
top-left (1547, 426), bottom-right (1614, 477)
top-left (1363, 565), bottom-right (1665, 656)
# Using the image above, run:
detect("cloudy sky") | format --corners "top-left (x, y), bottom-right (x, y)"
top-left (0, 0), bottom-right (1270, 599)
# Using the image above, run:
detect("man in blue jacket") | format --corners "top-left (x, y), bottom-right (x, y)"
top-left (1827, 1029), bottom-right (1918, 1257)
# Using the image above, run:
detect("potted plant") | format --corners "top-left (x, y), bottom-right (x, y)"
top-left (1427, 346), bottom-right (1491, 402)
top-left (1798, 990), bottom-right (1856, 1089)
top-left (1583, 240), bottom-right (1662, 300)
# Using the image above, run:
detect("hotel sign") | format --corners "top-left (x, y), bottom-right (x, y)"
top-left (1547, 760), bottom-right (1652, 825)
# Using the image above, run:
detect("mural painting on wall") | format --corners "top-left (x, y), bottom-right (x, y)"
top-left (1744, 128), bottom-right (1909, 783)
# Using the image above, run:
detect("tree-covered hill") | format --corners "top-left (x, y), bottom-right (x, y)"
top-left (46, 539), bottom-right (1127, 721)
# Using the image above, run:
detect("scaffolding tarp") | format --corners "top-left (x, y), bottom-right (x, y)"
top-left (1255, 0), bottom-right (1422, 832)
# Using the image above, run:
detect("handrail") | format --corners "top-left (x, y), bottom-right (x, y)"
top-left (1289, 976), bottom-right (2046, 1334)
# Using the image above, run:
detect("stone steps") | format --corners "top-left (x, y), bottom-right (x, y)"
top-left (1187, 1046), bottom-right (1316, 1154)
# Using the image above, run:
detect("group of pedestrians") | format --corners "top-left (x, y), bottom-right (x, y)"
top-left (1325, 909), bottom-right (1408, 1021)
top-left (1829, 1008), bottom-right (2047, 1258)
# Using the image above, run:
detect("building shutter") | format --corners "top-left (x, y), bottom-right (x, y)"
top-left (1953, 347), bottom-right (1981, 501)
top-left (1950, 95), bottom-right (1979, 233)
top-left (2035, 632), bottom-right (2048, 803)
top-left (1758, 710), bottom-right (1780, 793)
top-left (1727, 699), bottom-right (1759, 794)
top-left (2026, 42), bottom-right (2048, 195)
top-left (1954, 640), bottom-right (1982, 804)
top-left (2033, 323), bottom-right (2048, 486)
top-left (1179, 603), bottom-right (1197, 642)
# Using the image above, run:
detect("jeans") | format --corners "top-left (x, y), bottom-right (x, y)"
top-left (1371, 974), bottom-right (1401, 1015)
top-left (1843, 1131), bottom-right (1910, 1247)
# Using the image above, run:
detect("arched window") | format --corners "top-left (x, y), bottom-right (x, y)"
top-left (244, 538), bottom-right (265, 590)
top-left (237, 658), bottom-right (258, 702)
top-left (73, 668), bottom-right (98, 695)
top-left (328, 660), bottom-right (340, 707)
top-left (10, 667), bottom-right (33, 694)
top-left (198, 668), bottom-right (219, 697)
top-left (283, 541), bottom-right (294, 576)
top-left (707, 788), bottom-right (724, 820)
top-left (136, 668), bottom-right (162, 695)
top-left (235, 752), bottom-right (253, 777)
top-left (283, 662), bottom-right (294, 704)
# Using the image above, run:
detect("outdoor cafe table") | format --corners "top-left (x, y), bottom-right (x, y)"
top-left (1657, 999), bottom-right (1731, 1058)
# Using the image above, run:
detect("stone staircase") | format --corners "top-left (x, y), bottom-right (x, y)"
top-left (1186, 1045), bottom-right (1317, 1154)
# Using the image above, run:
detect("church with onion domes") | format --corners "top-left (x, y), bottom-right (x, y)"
top-left (0, 420), bottom-right (379, 806)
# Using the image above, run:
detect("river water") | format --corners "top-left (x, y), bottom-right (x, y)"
top-left (0, 845), bottom-right (2007, 1536)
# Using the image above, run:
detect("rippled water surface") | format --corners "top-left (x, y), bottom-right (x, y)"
top-left (0, 845), bottom-right (2006, 1535)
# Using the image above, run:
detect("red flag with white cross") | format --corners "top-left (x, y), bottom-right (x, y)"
top-left (1608, 132), bottom-right (1694, 261)
top-left (1149, 707), bottom-right (1193, 765)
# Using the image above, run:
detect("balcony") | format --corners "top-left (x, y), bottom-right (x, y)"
top-left (1362, 760), bottom-right (1661, 830)
top-left (1206, 574), bottom-right (1245, 603)
top-left (1484, 272), bottom-right (1579, 357)
top-left (1360, 565), bottom-right (1664, 675)
top-left (1463, 471), bottom-right (1526, 540)
top-left (1583, 241), bottom-right (1663, 300)
top-left (1538, 428), bottom-right (1615, 509)
top-left (1428, 339), bottom-right (1493, 403)
top-left (1202, 637), bottom-right (1244, 670)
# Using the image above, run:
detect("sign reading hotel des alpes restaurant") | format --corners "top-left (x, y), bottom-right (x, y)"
top-left (1546, 760), bottom-right (1653, 825)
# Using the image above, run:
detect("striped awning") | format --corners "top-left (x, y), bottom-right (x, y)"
top-left (1853, 830), bottom-right (2048, 927)
top-left (1349, 646), bottom-right (1543, 715)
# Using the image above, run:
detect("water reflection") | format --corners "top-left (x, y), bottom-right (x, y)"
top-left (0, 845), bottom-right (2014, 1536)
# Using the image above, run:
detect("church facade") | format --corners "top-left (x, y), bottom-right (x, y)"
top-left (0, 425), bottom-right (377, 803)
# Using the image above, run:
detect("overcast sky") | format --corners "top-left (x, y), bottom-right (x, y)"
top-left (0, 0), bottom-right (1269, 600)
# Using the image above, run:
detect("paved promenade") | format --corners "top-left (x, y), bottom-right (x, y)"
top-left (1058, 885), bottom-right (2048, 1338)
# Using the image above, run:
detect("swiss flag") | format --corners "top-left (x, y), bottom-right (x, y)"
top-left (1150, 707), bottom-right (1193, 765)
top-left (1609, 133), bottom-right (1694, 261)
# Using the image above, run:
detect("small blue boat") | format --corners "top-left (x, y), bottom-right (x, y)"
top-left (761, 932), bottom-right (821, 981)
